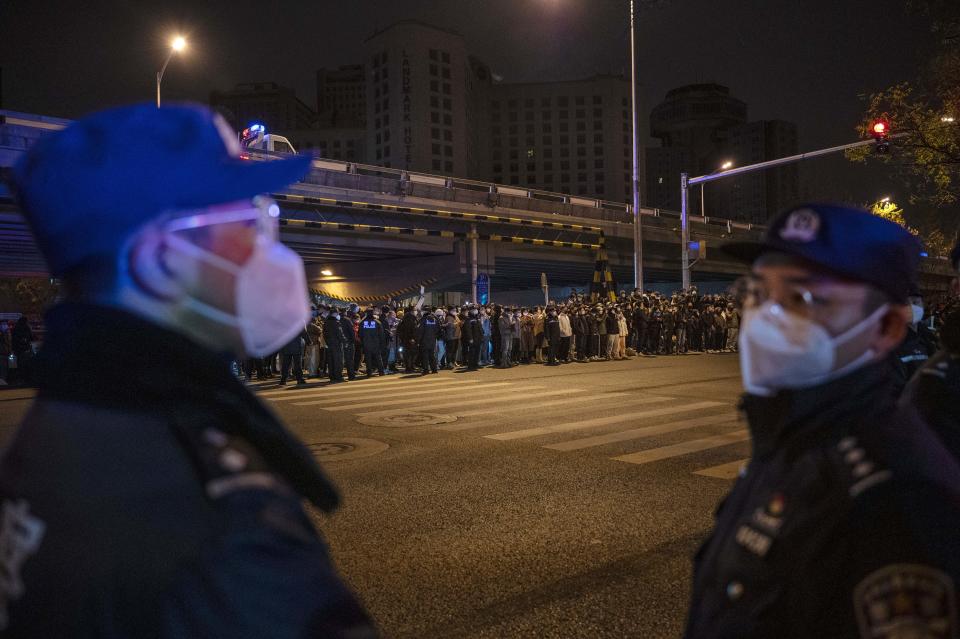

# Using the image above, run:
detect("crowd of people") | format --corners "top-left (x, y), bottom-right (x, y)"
top-left (237, 288), bottom-right (743, 385)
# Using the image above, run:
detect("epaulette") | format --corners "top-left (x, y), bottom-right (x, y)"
top-left (194, 427), bottom-right (291, 500)
top-left (834, 435), bottom-right (893, 499)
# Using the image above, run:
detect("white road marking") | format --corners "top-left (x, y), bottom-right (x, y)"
top-left (298, 383), bottom-right (531, 410)
top-left (694, 458), bottom-right (749, 479)
top-left (438, 392), bottom-right (636, 430)
top-left (484, 400), bottom-right (722, 441)
top-left (543, 413), bottom-right (739, 451)
top-left (352, 387), bottom-right (582, 417)
top-left (256, 374), bottom-right (431, 397)
top-left (613, 430), bottom-right (750, 465)
top-left (266, 379), bottom-right (475, 402)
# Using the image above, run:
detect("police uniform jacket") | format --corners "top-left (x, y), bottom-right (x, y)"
top-left (900, 350), bottom-right (960, 461)
top-left (340, 316), bottom-right (358, 350)
top-left (417, 316), bottom-right (440, 348)
top-left (359, 316), bottom-right (385, 351)
top-left (891, 325), bottom-right (938, 395)
top-left (685, 362), bottom-right (960, 638)
top-left (463, 317), bottom-right (482, 345)
top-left (0, 303), bottom-right (375, 638)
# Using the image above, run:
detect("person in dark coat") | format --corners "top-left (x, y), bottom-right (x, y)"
top-left (324, 310), bottom-right (347, 383)
top-left (359, 309), bottom-right (385, 377)
top-left (10, 316), bottom-right (34, 385)
top-left (340, 311), bottom-right (358, 381)
top-left (545, 308), bottom-right (562, 365)
top-left (0, 103), bottom-right (375, 638)
top-left (397, 309), bottom-right (419, 372)
top-left (278, 327), bottom-right (306, 386)
top-left (417, 311), bottom-right (440, 375)
top-left (462, 307), bottom-right (483, 371)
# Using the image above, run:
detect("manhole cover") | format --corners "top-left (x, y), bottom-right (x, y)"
top-left (310, 442), bottom-right (356, 457)
top-left (307, 438), bottom-right (389, 462)
top-left (357, 412), bottom-right (458, 428)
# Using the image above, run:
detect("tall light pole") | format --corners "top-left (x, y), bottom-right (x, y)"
top-left (156, 35), bottom-right (187, 108)
top-left (700, 160), bottom-right (733, 218)
top-left (629, 0), bottom-right (644, 291)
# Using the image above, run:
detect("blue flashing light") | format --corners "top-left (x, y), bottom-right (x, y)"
top-left (920, 251), bottom-right (929, 258)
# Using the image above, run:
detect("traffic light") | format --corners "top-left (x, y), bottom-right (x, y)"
top-left (871, 120), bottom-right (890, 154)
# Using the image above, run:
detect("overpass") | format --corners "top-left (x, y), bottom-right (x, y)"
top-left (1, 110), bottom-right (953, 302)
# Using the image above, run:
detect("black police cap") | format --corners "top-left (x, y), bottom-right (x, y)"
top-left (721, 203), bottom-right (921, 304)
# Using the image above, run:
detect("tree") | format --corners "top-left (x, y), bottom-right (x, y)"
top-left (869, 199), bottom-right (914, 230)
top-left (0, 278), bottom-right (60, 317)
top-left (847, 2), bottom-right (960, 206)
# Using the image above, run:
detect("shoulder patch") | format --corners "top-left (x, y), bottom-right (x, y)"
top-left (855, 564), bottom-right (957, 638)
top-left (198, 428), bottom-right (289, 499)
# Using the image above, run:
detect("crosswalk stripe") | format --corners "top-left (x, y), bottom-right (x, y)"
top-left (694, 458), bottom-right (749, 479)
top-left (353, 387), bottom-right (584, 418)
top-left (613, 430), bottom-right (750, 465)
top-left (265, 379), bottom-right (474, 402)
top-left (256, 375), bottom-right (414, 397)
top-left (438, 392), bottom-right (635, 430)
top-left (484, 399), bottom-right (721, 441)
top-left (280, 382), bottom-right (515, 407)
top-left (296, 382), bottom-right (529, 410)
top-left (543, 413), bottom-right (739, 451)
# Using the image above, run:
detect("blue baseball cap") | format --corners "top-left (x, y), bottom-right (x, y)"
top-left (721, 203), bottom-right (921, 303)
top-left (11, 102), bottom-right (312, 276)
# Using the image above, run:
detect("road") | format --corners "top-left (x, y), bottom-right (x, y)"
top-left (0, 353), bottom-right (745, 638)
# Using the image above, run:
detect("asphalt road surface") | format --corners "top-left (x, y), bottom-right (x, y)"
top-left (0, 352), bottom-right (745, 638)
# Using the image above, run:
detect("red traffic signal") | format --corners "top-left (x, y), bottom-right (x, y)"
top-left (872, 121), bottom-right (887, 136)
top-left (870, 120), bottom-right (891, 153)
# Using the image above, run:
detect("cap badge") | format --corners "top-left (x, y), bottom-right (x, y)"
top-left (779, 209), bottom-right (820, 243)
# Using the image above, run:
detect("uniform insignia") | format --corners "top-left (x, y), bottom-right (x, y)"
top-left (855, 564), bottom-right (957, 638)
top-left (779, 208), bottom-right (820, 243)
top-left (0, 499), bottom-right (46, 630)
top-left (735, 525), bottom-right (772, 557)
top-left (767, 493), bottom-right (785, 516)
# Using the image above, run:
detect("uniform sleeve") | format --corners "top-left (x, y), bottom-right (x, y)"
top-left (842, 480), bottom-right (960, 638)
top-left (162, 488), bottom-right (377, 639)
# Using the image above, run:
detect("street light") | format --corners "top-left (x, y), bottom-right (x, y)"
top-left (628, 0), bottom-right (644, 291)
top-left (880, 196), bottom-right (891, 203)
top-left (320, 269), bottom-right (333, 276)
top-left (700, 160), bottom-right (734, 218)
top-left (156, 35), bottom-right (187, 108)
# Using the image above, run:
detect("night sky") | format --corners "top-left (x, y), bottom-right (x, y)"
top-left (0, 0), bottom-right (944, 211)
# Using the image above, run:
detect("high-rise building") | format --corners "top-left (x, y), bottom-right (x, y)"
top-left (645, 84), bottom-right (798, 223)
top-left (722, 120), bottom-right (800, 224)
top-left (487, 76), bottom-right (636, 201)
top-left (316, 65), bottom-right (366, 126)
top-left (210, 82), bottom-right (317, 134)
top-left (363, 20), bottom-right (490, 177)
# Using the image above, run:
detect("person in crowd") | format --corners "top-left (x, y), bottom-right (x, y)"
top-left (0, 103), bottom-right (375, 637)
top-left (359, 308), bottom-right (386, 378)
top-left (418, 308), bottom-right (440, 375)
top-left (340, 308), bottom-right (358, 381)
top-left (891, 288), bottom-right (939, 395)
top-left (278, 326), bottom-right (306, 386)
top-left (324, 307), bottom-right (347, 384)
top-left (558, 306), bottom-right (573, 363)
top-left (545, 306), bottom-right (562, 366)
top-left (498, 308), bottom-right (514, 368)
top-left (383, 307), bottom-right (399, 373)
top-left (684, 203), bottom-right (960, 638)
top-left (480, 306), bottom-right (493, 366)
top-left (397, 307), bottom-right (419, 373)
top-left (462, 305), bottom-right (482, 371)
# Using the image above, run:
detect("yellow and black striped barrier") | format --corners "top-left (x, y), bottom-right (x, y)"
top-left (272, 192), bottom-right (602, 234)
top-left (279, 218), bottom-right (599, 250)
top-left (589, 234), bottom-right (618, 303)
top-left (310, 277), bottom-right (438, 304)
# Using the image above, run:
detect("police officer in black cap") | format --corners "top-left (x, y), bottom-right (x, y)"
top-left (324, 307), bottom-right (347, 383)
top-left (685, 204), bottom-right (960, 638)
top-left (900, 239), bottom-right (960, 459)
top-left (0, 103), bottom-right (376, 637)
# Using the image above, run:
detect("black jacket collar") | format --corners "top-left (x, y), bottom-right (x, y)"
top-left (741, 362), bottom-right (894, 458)
top-left (36, 303), bottom-right (339, 512)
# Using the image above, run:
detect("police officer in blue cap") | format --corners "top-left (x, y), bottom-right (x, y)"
top-left (684, 204), bottom-right (960, 638)
top-left (0, 104), bottom-right (376, 637)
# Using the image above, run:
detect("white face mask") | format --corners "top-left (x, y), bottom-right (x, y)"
top-left (738, 301), bottom-right (889, 396)
top-left (911, 304), bottom-right (924, 325)
top-left (165, 233), bottom-right (309, 357)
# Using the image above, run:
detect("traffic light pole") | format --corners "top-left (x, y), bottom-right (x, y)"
top-left (679, 134), bottom-right (904, 288)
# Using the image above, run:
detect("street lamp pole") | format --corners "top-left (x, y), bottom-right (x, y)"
top-left (156, 36), bottom-right (186, 108)
top-left (629, 0), bottom-right (644, 291)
